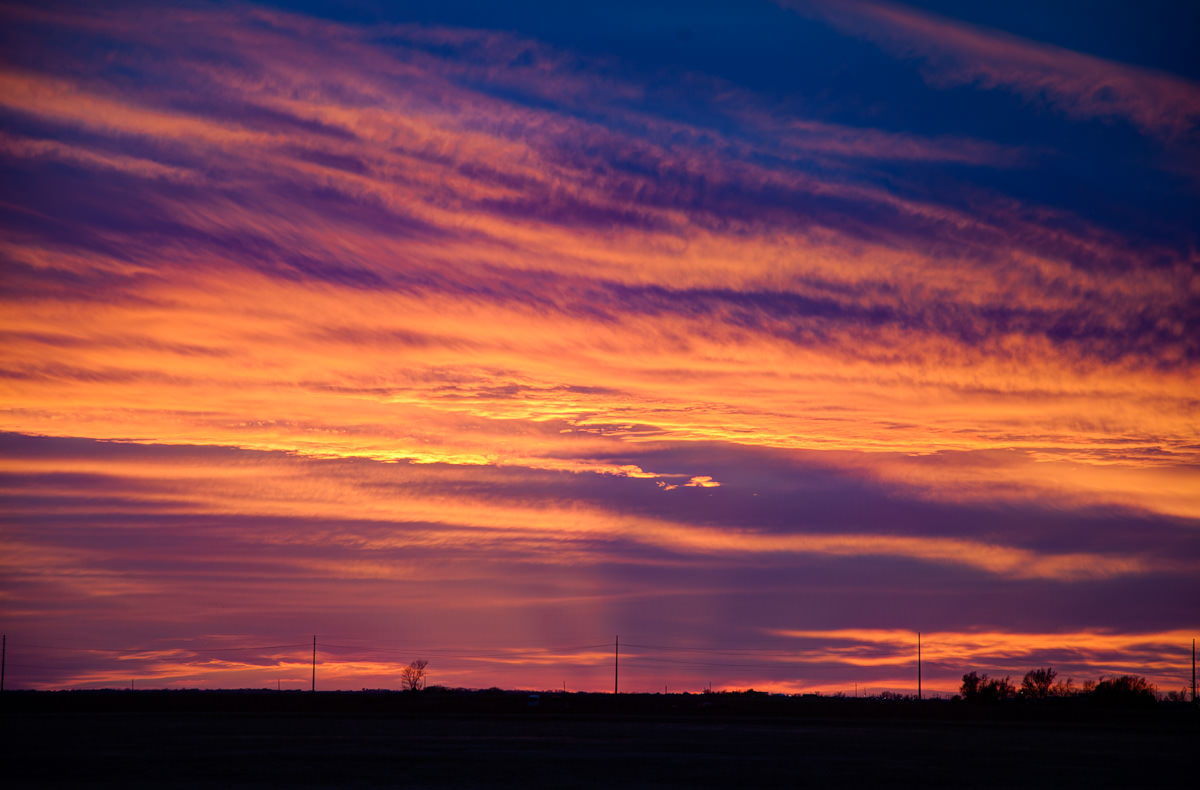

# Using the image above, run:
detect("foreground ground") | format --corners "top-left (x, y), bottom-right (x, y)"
top-left (2, 691), bottom-right (1195, 788)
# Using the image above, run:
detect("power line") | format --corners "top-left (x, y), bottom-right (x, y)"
top-left (627, 655), bottom-right (782, 670)
top-left (623, 642), bottom-right (810, 654)
top-left (317, 643), bottom-right (613, 663)
top-left (319, 642), bottom-right (610, 653)
top-left (189, 644), bottom-right (311, 653)
top-left (24, 643), bottom-right (309, 653)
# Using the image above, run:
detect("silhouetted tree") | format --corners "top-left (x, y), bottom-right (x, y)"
top-left (401, 659), bottom-right (428, 691)
top-left (984, 676), bottom-right (1015, 702)
top-left (1020, 667), bottom-right (1057, 699)
top-left (1092, 675), bottom-right (1155, 706)
top-left (1164, 687), bottom-right (1190, 703)
top-left (1049, 676), bottom-right (1078, 697)
top-left (960, 671), bottom-right (1015, 703)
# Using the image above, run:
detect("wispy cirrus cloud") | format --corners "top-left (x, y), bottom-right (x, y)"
top-left (793, 0), bottom-right (1200, 142)
top-left (1, 1), bottom-right (1196, 693)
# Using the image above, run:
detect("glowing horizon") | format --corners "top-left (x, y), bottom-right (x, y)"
top-left (1, 0), bottom-right (1197, 696)
top-left (11, 628), bottom-right (1197, 696)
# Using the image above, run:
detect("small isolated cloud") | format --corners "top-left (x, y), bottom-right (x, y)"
top-left (685, 475), bottom-right (721, 488)
top-left (656, 480), bottom-right (679, 491)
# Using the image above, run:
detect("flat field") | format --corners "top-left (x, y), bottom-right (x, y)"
top-left (2, 692), bottom-right (1194, 788)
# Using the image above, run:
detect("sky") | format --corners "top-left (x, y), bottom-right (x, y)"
top-left (1, 0), bottom-right (1197, 695)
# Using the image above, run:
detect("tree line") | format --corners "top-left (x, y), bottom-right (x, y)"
top-left (959, 667), bottom-right (1190, 704)
top-left (399, 656), bottom-right (1191, 704)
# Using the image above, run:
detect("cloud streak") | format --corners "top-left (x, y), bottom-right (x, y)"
top-left (796, 0), bottom-right (1200, 141)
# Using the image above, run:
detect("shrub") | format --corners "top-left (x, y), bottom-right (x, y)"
top-left (1092, 675), bottom-right (1155, 706)
top-left (960, 671), bottom-right (1015, 703)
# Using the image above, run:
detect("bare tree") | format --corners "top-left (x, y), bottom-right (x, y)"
top-left (401, 659), bottom-right (428, 691)
top-left (1164, 687), bottom-right (1190, 702)
top-left (1049, 676), bottom-right (1077, 697)
top-left (1021, 667), bottom-right (1057, 698)
top-left (960, 671), bottom-right (1015, 703)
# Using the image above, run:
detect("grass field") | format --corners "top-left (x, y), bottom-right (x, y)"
top-left (3, 691), bottom-right (1195, 788)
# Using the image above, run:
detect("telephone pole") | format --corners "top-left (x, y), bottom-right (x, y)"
top-left (917, 631), bottom-right (922, 701)
top-left (1192, 638), bottom-right (1195, 704)
top-left (614, 635), bottom-right (619, 695)
top-left (2, 634), bottom-right (6, 693)
top-left (311, 635), bottom-right (317, 692)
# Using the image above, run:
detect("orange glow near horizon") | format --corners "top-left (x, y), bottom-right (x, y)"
top-left (25, 628), bottom-right (1196, 696)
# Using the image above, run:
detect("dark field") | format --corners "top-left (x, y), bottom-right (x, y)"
top-left (3, 691), bottom-right (1196, 788)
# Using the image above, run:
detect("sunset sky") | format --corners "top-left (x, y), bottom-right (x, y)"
top-left (2, 0), bottom-right (1197, 695)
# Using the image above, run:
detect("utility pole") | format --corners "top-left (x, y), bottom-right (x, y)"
top-left (614, 635), bottom-right (619, 695)
top-left (1192, 638), bottom-right (1196, 704)
top-left (917, 631), bottom-right (922, 701)
top-left (1, 634), bottom-right (5, 693)
top-left (311, 635), bottom-right (317, 693)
